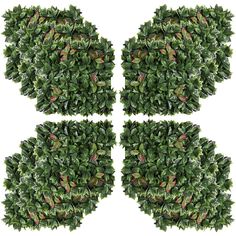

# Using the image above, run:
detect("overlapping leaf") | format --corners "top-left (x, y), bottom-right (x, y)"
top-left (121, 121), bottom-right (233, 230)
top-left (3, 5), bottom-right (115, 115)
top-left (4, 121), bottom-right (115, 230)
top-left (121, 5), bottom-right (233, 115)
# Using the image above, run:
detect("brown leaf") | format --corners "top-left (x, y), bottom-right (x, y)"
top-left (181, 195), bottom-right (192, 209)
top-left (191, 16), bottom-right (198, 24)
top-left (178, 95), bottom-right (188, 102)
top-left (60, 44), bottom-right (71, 61)
top-left (191, 213), bottom-right (198, 220)
top-left (178, 133), bottom-right (187, 141)
top-left (50, 96), bottom-right (58, 103)
top-left (44, 28), bottom-right (55, 42)
top-left (70, 48), bottom-right (77, 55)
top-left (175, 197), bottom-right (182, 204)
top-left (89, 50), bottom-right (99, 59)
top-left (44, 195), bottom-right (55, 208)
top-left (175, 32), bottom-right (182, 39)
top-left (160, 181), bottom-right (166, 187)
top-left (131, 177), bottom-right (139, 186)
top-left (49, 133), bottom-right (57, 140)
top-left (196, 212), bottom-right (208, 224)
top-left (54, 197), bottom-right (62, 204)
top-left (138, 72), bottom-right (145, 82)
top-left (60, 176), bottom-right (71, 193)
top-left (160, 49), bottom-right (167, 55)
top-left (39, 213), bottom-right (46, 220)
top-left (166, 176), bottom-right (177, 192)
top-left (181, 28), bottom-right (192, 41)
top-left (197, 12), bottom-right (208, 25)
top-left (90, 72), bottom-right (98, 82)
top-left (138, 154), bottom-right (146, 163)
top-left (148, 33), bottom-right (163, 40)
top-left (166, 44), bottom-right (176, 61)
top-left (90, 154), bottom-right (98, 161)
top-left (168, 175), bottom-right (176, 181)
top-left (137, 49), bottom-right (148, 58)
top-left (28, 211), bottom-right (40, 225)
top-left (28, 11), bottom-right (40, 25)
top-left (71, 181), bottom-right (77, 188)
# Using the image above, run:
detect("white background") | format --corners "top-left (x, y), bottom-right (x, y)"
top-left (0, 0), bottom-right (236, 235)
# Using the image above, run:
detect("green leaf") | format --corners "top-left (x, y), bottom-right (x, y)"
top-left (132, 173), bottom-right (141, 178)
top-left (90, 81), bottom-right (97, 93)
top-left (139, 143), bottom-right (145, 154)
top-left (95, 58), bottom-right (104, 64)
top-left (130, 150), bottom-right (139, 155)
top-left (96, 173), bottom-right (104, 178)
top-left (97, 150), bottom-right (106, 155)
top-left (96, 81), bottom-right (106, 87)
top-left (130, 81), bottom-right (140, 87)
top-left (132, 58), bottom-right (141, 64)
top-left (90, 143), bottom-right (97, 155)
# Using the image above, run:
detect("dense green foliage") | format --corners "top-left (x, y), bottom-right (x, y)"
top-left (121, 5), bottom-right (233, 115)
top-left (3, 121), bottom-right (115, 230)
top-left (3, 5), bottom-right (115, 115)
top-left (121, 121), bottom-right (233, 230)
top-left (2, 4), bottom-right (233, 232)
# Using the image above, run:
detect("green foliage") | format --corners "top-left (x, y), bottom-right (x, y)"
top-left (121, 121), bottom-right (233, 230)
top-left (3, 121), bottom-right (115, 230)
top-left (3, 5), bottom-right (115, 115)
top-left (121, 5), bottom-right (233, 115)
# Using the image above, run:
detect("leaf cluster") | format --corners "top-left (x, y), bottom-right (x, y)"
top-left (121, 5), bottom-right (233, 115)
top-left (3, 5), bottom-right (115, 115)
top-left (3, 120), bottom-right (115, 231)
top-left (121, 121), bottom-right (233, 230)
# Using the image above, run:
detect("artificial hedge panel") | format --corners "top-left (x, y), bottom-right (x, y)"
top-left (121, 121), bottom-right (233, 230)
top-left (121, 5), bottom-right (233, 115)
top-left (3, 6), bottom-right (115, 115)
top-left (121, 38), bottom-right (202, 114)
top-left (4, 121), bottom-right (115, 230)
top-left (34, 37), bottom-right (115, 115)
top-left (150, 5), bottom-right (233, 90)
top-left (138, 7), bottom-right (229, 99)
top-left (3, 5), bottom-right (84, 83)
top-left (19, 19), bottom-right (98, 99)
